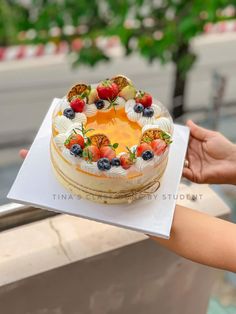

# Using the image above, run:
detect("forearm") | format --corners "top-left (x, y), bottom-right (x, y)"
top-left (150, 205), bottom-right (236, 272)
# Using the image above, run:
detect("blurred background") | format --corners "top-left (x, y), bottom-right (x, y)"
top-left (0, 1), bottom-right (236, 313)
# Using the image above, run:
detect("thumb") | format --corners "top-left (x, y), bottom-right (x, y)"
top-left (186, 120), bottom-right (209, 141)
top-left (19, 149), bottom-right (28, 159)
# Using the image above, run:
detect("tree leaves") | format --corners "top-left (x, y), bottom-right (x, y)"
top-left (1, 0), bottom-right (235, 72)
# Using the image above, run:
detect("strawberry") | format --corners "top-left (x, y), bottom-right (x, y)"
top-left (83, 145), bottom-right (101, 162)
top-left (135, 91), bottom-right (152, 108)
top-left (120, 154), bottom-right (133, 170)
top-left (151, 139), bottom-right (167, 156)
top-left (136, 143), bottom-right (152, 157)
top-left (97, 80), bottom-right (119, 100)
top-left (100, 146), bottom-right (116, 161)
top-left (64, 133), bottom-right (85, 149)
top-left (120, 147), bottom-right (136, 170)
top-left (70, 98), bottom-right (85, 113)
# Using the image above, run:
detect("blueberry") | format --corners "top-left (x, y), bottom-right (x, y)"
top-left (143, 107), bottom-right (154, 118)
top-left (63, 107), bottom-right (75, 119)
top-left (142, 150), bottom-right (154, 161)
top-left (97, 158), bottom-right (111, 171)
top-left (95, 100), bottom-right (105, 110)
top-left (134, 103), bottom-right (144, 113)
top-left (111, 157), bottom-right (121, 167)
top-left (70, 144), bottom-right (83, 157)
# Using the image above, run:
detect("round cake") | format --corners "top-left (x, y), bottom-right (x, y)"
top-left (50, 75), bottom-right (173, 204)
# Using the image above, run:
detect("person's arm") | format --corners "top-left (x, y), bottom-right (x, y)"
top-left (150, 205), bottom-right (236, 272)
top-left (150, 121), bottom-right (236, 271)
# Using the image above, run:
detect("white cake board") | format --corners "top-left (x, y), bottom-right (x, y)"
top-left (8, 98), bottom-right (189, 239)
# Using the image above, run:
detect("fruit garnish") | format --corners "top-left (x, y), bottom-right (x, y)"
top-left (97, 80), bottom-right (119, 100)
top-left (136, 143), bottom-right (152, 157)
top-left (142, 150), bottom-right (154, 161)
top-left (111, 157), bottom-right (121, 167)
top-left (140, 128), bottom-right (160, 144)
top-left (159, 131), bottom-right (172, 144)
top-left (89, 134), bottom-right (111, 148)
top-left (95, 99), bottom-right (105, 110)
top-left (151, 139), bottom-right (167, 156)
top-left (143, 107), bottom-right (154, 117)
top-left (83, 145), bottom-right (101, 162)
top-left (64, 133), bottom-right (85, 149)
top-left (88, 88), bottom-right (99, 104)
top-left (67, 83), bottom-right (90, 101)
top-left (111, 75), bottom-right (132, 91)
top-left (63, 107), bottom-right (75, 119)
top-left (134, 103), bottom-right (144, 113)
top-left (120, 154), bottom-right (133, 170)
top-left (141, 128), bottom-right (172, 145)
top-left (97, 158), bottom-right (111, 171)
top-left (135, 91), bottom-right (152, 107)
top-left (70, 144), bottom-right (83, 157)
top-left (119, 85), bottom-right (136, 100)
top-left (119, 146), bottom-right (136, 170)
top-left (100, 146), bottom-right (116, 161)
top-left (70, 98), bottom-right (85, 113)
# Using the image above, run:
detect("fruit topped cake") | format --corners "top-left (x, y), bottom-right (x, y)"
top-left (51, 75), bottom-right (173, 204)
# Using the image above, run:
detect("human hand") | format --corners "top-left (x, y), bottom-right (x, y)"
top-left (19, 149), bottom-right (28, 159)
top-left (183, 120), bottom-right (236, 185)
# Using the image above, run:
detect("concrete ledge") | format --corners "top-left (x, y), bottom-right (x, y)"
top-left (0, 182), bottom-right (231, 287)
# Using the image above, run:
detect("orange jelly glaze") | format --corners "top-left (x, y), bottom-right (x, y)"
top-left (86, 108), bottom-right (141, 154)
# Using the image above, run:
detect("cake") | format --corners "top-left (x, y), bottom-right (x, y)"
top-left (50, 75), bottom-right (173, 204)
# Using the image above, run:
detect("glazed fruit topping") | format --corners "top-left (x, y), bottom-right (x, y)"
top-left (95, 99), bottom-right (105, 110)
top-left (142, 150), bottom-right (154, 161)
top-left (97, 80), bottom-right (119, 100)
top-left (67, 83), bottom-right (89, 101)
top-left (63, 107), bottom-right (75, 119)
top-left (83, 145), bottom-right (101, 162)
top-left (151, 139), bottom-right (167, 156)
top-left (119, 84), bottom-right (136, 100)
top-left (143, 107), bottom-right (154, 118)
top-left (135, 91), bottom-right (152, 108)
top-left (120, 154), bottom-right (133, 170)
top-left (97, 158), bottom-right (112, 171)
top-left (134, 103), bottom-right (144, 113)
top-left (70, 97), bottom-right (85, 113)
top-left (111, 157), bottom-right (121, 167)
top-left (89, 134), bottom-right (111, 148)
top-left (70, 144), bottom-right (83, 157)
top-left (100, 146), bottom-right (116, 161)
top-left (111, 75), bottom-right (131, 91)
top-left (64, 133), bottom-right (85, 149)
top-left (136, 143), bottom-right (152, 157)
top-left (120, 146), bottom-right (136, 169)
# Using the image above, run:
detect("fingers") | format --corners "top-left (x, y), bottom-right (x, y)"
top-left (182, 167), bottom-right (194, 182)
top-left (19, 149), bottom-right (28, 159)
top-left (186, 120), bottom-right (209, 141)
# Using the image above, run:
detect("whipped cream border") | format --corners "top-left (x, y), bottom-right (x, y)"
top-left (52, 86), bottom-right (173, 178)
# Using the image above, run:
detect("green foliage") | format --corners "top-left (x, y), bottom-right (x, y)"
top-left (0, 0), bottom-right (29, 45)
top-left (72, 45), bottom-right (109, 67)
top-left (1, 0), bottom-right (235, 70)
